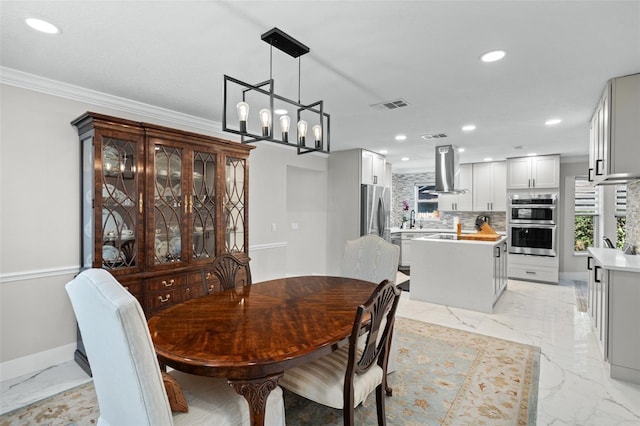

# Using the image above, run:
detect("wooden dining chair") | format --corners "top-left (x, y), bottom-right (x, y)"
top-left (202, 253), bottom-right (252, 294)
top-left (279, 279), bottom-right (401, 426)
top-left (65, 268), bottom-right (284, 426)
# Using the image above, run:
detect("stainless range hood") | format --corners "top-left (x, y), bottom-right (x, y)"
top-left (433, 144), bottom-right (467, 194)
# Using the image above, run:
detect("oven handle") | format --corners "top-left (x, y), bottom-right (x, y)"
top-left (508, 223), bottom-right (556, 229)
top-left (509, 204), bottom-right (557, 209)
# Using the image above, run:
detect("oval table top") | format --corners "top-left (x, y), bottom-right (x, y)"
top-left (147, 275), bottom-right (377, 380)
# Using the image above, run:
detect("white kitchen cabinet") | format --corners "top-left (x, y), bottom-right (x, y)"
top-left (438, 163), bottom-right (473, 211)
top-left (473, 161), bottom-right (506, 211)
top-left (494, 240), bottom-right (508, 299)
top-left (589, 73), bottom-right (640, 185)
top-left (362, 149), bottom-right (386, 186)
top-left (508, 252), bottom-right (559, 283)
top-left (587, 248), bottom-right (640, 384)
top-left (506, 155), bottom-right (560, 190)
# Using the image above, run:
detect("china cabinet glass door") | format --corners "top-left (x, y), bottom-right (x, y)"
top-left (192, 151), bottom-right (216, 260)
top-left (98, 136), bottom-right (141, 270)
top-left (153, 145), bottom-right (184, 265)
top-left (224, 157), bottom-right (246, 253)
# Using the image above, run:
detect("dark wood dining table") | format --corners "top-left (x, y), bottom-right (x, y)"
top-left (147, 275), bottom-right (378, 426)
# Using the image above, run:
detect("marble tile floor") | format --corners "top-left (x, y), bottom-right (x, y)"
top-left (2, 279), bottom-right (639, 425)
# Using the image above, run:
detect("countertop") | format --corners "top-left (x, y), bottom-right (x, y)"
top-left (587, 247), bottom-right (640, 273)
top-left (414, 235), bottom-right (508, 246)
top-left (391, 227), bottom-right (477, 234)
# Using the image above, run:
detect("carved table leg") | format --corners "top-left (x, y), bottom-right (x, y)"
top-left (229, 373), bottom-right (283, 426)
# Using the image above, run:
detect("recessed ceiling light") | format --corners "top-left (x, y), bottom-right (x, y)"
top-left (26, 18), bottom-right (60, 34)
top-left (274, 109), bottom-right (287, 115)
top-left (545, 118), bottom-right (562, 126)
top-left (462, 125), bottom-right (476, 132)
top-left (379, 149), bottom-right (388, 155)
top-left (395, 135), bottom-right (407, 141)
top-left (480, 50), bottom-right (506, 63)
top-left (483, 157), bottom-right (493, 162)
top-left (527, 153), bottom-right (537, 156)
top-left (458, 147), bottom-right (465, 153)
top-left (401, 157), bottom-right (410, 161)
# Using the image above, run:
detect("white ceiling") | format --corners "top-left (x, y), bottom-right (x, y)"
top-left (2, 1), bottom-right (639, 171)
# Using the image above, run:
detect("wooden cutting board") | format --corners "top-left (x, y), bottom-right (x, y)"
top-left (458, 233), bottom-right (502, 241)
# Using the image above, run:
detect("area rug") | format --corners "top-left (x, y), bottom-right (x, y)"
top-left (0, 317), bottom-right (539, 426)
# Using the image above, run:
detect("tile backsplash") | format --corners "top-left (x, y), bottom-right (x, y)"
top-left (391, 172), bottom-right (506, 232)
top-left (626, 180), bottom-right (640, 254)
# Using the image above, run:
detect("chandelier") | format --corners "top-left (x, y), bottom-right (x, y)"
top-left (222, 27), bottom-right (330, 155)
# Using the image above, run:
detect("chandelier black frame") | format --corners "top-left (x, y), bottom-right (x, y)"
top-left (222, 27), bottom-right (330, 155)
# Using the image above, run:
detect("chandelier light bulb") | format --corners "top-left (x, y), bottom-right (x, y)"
top-left (297, 120), bottom-right (308, 146)
top-left (280, 115), bottom-right (291, 142)
top-left (236, 102), bottom-right (249, 133)
top-left (259, 108), bottom-right (271, 137)
top-left (312, 125), bottom-right (322, 149)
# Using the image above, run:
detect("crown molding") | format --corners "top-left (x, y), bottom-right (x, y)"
top-left (0, 66), bottom-right (225, 136)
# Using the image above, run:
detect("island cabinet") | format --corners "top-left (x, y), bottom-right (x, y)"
top-left (410, 235), bottom-right (508, 313)
top-left (587, 248), bottom-right (640, 384)
top-left (506, 154), bottom-right (560, 190)
top-left (472, 161), bottom-right (506, 211)
top-left (73, 112), bottom-right (253, 317)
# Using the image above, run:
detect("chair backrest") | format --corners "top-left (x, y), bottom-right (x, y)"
top-left (341, 235), bottom-right (399, 284)
top-left (65, 269), bottom-right (173, 426)
top-left (346, 280), bottom-right (400, 395)
top-left (202, 253), bottom-right (252, 293)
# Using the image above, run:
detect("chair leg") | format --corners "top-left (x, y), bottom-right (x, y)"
top-left (345, 405), bottom-right (355, 426)
top-left (385, 383), bottom-right (393, 396)
top-left (376, 384), bottom-right (387, 425)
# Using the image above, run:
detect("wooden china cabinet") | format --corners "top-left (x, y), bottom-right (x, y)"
top-left (72, 112), bottom-right (252, 373)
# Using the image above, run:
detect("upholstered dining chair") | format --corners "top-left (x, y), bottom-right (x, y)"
top-left (202, 253), bottom-right (252, 294)
top-left (65, 268), bottom-right (284, 426)
top-left (341, 235), bottom-right (400, 286)
top-left (340, 235), bottom-right (400, 376)
top-left (279, 280), bottom-right (401, 426)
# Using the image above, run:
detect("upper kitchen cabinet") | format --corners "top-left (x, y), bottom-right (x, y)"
top-left (362, 149), bottom-right (386, 186)
top-left (473, 161), bottom-right (506, 211)
top-left (438, 163), bottom-right (473, 211)
top-left (73, 112), bottom-right (253, 315)
top-left (589, 73), bottom-right (640, 185)
top-left (506, 155), bottom-right (560, 190)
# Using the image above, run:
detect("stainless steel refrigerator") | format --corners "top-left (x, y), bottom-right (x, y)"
top-left (361, 184), bottom-right (391, 241)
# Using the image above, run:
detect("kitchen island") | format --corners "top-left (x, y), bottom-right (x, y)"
top-left (410, 234), bottom-right (508, 313)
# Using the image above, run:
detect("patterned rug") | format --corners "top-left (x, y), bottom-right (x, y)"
top-left (0, 317), bottom-right (539, 425)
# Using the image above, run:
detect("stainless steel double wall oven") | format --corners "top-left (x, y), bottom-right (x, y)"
top-left (508, 194), bottom-right (557, 257)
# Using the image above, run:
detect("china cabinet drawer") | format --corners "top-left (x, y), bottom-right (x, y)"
top-left (182, 283), bottom-right (206, 300)
top-left (146, 288), bottom-right (184, 313)
top-left (147, 275), bottom-right (186, 292)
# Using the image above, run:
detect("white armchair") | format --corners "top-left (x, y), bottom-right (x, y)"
top-left (340, 235), bottom-right (400, 375)
top-left (65, 268), bottom-right (285, 426)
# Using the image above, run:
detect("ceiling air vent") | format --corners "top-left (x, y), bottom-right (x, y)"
top-left (421, 133), bottom-right (448, 140)
top-left (370, 98), bottom-right (409, 111)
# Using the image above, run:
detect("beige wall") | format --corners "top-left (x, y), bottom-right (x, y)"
top-left (0, 82), bottom-right (329, 380)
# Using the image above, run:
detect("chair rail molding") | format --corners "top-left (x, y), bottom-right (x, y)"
top-left (0, 266), bottom-right (80, 284)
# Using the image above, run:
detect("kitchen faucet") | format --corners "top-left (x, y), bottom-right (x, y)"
top-left (409, 210), bottom-right (415, 229)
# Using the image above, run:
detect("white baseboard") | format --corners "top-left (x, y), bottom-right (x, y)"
top-left (0, 343), bottom-right (76, 382)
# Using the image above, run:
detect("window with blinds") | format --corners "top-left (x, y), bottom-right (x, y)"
top-left (574, 176), bottom-right (599, 215)
top-left (574, 176), bottom-right (598, 252)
